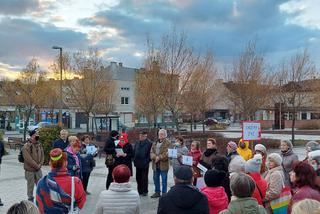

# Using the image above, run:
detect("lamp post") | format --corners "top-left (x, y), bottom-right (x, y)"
top-left (52, 46), bottom-right (63, 127)
top-left (279, 79), bottom-right (283, 130)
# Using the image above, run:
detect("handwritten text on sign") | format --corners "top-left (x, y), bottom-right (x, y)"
top-left (243, 122), bottom-right (261, 141)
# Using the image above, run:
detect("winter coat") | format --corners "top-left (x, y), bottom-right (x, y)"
top-left (170, 144), bottom-right (189, 173)
top-left (237, 140), bottom-right (253, 161)
top-left (22, 140), bottom-right (44, 172)
top-left (52, 138), bottom-right (69, 150)
top-left (80, 144), bottom-right (96, 173)
top-left (157, 184), bottom-right (209, 214)
top-left (288, 185), bottom-right (320, 213)
top-left (281, 149), bottom-right (299, 186)
top-left (264, 165), bottom-right (285, 212)
top-left (0, 140), bottom-right (4, 164)
top-left (115, 142), bottom-right (134, 175)
top-left (104, 136), bottom-right (116, 157)
top-left (66, 149), bottom-right (82, 178)
top-left (133, 139), bottom-right (152, 169)
top-left (201, 186), bottom-right (228, 214)
top-left (248, 172), bottom-right (267, 205)
top-left (199, 148), bottom-right (218, 169)
top-left (94, 182), bottom-right (140, 214)
top-left (150, 139), bottom-right (171, 171)
top-left (189, 150), bottom-right (202, 178)
top-left (121, 132), bottom-right (129, 143)
top-left (220, 197), bottom-right (267, 214)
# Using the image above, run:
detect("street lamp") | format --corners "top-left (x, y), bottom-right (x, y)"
top-left (52, 46), bottom-right (63, 127)
top-left (279, 79), bottom-right (283, 130)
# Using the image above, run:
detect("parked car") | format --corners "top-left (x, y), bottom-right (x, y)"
top-left (204, 118), bottom-right (218, 126)
top-left (217, 119), bottom-right (231, 126)
top-left (27, 122), bottom-right (52, 131)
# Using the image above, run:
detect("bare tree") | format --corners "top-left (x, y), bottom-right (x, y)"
top-left (278, 49), bottom-right (316, 144)
top-left (225, 41), bottom-right (273, 121)
top-left (182, 52), bottom-right (217, 133)
top-left (65, 49), bottom-right (105, 132)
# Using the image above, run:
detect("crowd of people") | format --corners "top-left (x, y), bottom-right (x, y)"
top-left (1, 128), bottom-right (320, 213)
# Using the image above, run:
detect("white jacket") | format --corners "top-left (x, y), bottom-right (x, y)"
top-left (94, 182), bottom-right (140, 214)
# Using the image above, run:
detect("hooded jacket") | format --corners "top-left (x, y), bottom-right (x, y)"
top-left (220, 197), bottom-right (267, 214)
top-left (157, 184), bottom-right (209, 214)
top-left (248, 172), bottom-right (267, 205)
top-left (94, 182), bottom-right (140, 214)
top-left (281, 148), bottom-right (299, 186)
top-left (201, 186), bottom-right (228, 214)
top-left (237, 139), bottom-right (253, 161)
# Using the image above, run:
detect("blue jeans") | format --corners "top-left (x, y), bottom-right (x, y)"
top-left (153, 168), bottom-right (168, 194)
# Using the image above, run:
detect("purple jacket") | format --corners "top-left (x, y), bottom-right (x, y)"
top-left (289, 186), bottom-right (320, 213)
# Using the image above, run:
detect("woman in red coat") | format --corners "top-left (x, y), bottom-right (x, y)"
top-left (245, 154), bottom-right (267, 205)
top-left (188, 141), bottom-right (202, 185)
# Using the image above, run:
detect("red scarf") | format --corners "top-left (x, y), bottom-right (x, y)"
top-left (118, 140), bottom-right (128, 148)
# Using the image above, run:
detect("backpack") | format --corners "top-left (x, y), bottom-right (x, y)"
top-left (18, 144), bottom-right (33, 163)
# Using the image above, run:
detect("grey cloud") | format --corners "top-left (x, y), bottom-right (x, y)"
top-left (0, 0), bottom-right (39, 15)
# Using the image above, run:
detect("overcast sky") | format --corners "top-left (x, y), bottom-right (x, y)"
top-left (0, 0), bottom-right (320, 79)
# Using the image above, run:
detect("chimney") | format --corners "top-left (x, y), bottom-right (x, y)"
top-left (119, 62), bottom-right (123, 67)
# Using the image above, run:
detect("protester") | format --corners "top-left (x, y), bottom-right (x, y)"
top-left (36, 148), bottom-right (86, 213)
top-left (237, 139), bottom-right (253, 161)
top-left (201, 169), bottom-right (228, 214)
top-left (121, 128), bottom-right (129, 143)
top-left (303, 141), bottom-right (320, 162)
top-left (280, 139), bottom-right (299, 186)
top-left (80, 135), bottom-right (96, 194)
top-left (288, 161), bottom-right (320, 213)
top-left (22, 130), bottom-right (44, 202)
top-left (199, 138), bottom-right (218, 169)
top-left (150, 129), bottom-right (171, 198)
top-left (104, 130), bottom-right (119, 189)
top-left (0, 136), bottom-right (4, 206)
top-left (291, 199), bottom-right (320, 214)
top-left (52, 129), bottom-right (69, 150)
top-left (308, 150), bottom-right (320, 188)
top-left (114, 135), bottom-right (134, 175)
top-left (7, 200), bottom-right (40, 214)
top-left (263, 153), bottom-right (285, 213)
top-left (170, 136), bottom-right (189, 174)
top-left (188, 141), bottom-right (202, 185)
top-left (212, 155), bottom-right (232, 201)
top-left (220, 173), bottom-right (267, 214)
top-left (66, 136), bottom-right (82, 178)
top-left (94, 164), bottom-right (140, 214)
top-left (157, 165), bottom-right (209, 214)
top-left (245, 154), bottom-right (267, 205)
top-left (254, 144), bottom-right (267, 175)
top-left (226, 141), bottom-right (245, 175)
top-left (133, 131), bottom-right (153, 196)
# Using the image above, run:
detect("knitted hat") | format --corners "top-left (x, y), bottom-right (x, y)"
top-left (227, 141), bottom-right (238, 151)
top-left (254, 144), bottom-right (267, 154)
top-left (204, 169), bottom-right (226, 187)
top-left (174, 165), bottom-right (193, 181)
top-left (229, 156), bottom-right (246, 173)
top-left (110, 130), bottom-right (119, 138)
top-left (268, 153), bottom-right (282, 166)
top-left (306, 141), bottom-right (320, 152)
top-left (245, 154), bottom-right (262, 173)
top-left (281, 140), bottom-right (293, 149)
top-left (308, 150), bottom-right (320, 161)
top-left (29, 129), bottom-right (37, 137)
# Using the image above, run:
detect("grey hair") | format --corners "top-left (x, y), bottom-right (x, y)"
top-left (158, 129), bottom-right (167, 138)
top-left (230, 172), bottom-right (256, 198)
top-left (7, 200), bottom-right (40, 214)
top-left (292, 199), bottom-right (320, 214)
top-left (60, 129), bottom-right (69, 134)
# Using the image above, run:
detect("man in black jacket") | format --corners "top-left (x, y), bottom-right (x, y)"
top-left (104, 130), bottom-right (119, 189)
top-left (52, 129), bottom-right (69, 150)
top-left (0, 138), bottom-right (4, 206)
top-left (157, 165), bottom-right (209, 214)
top-left (133, 131), bottom-right (152, 196)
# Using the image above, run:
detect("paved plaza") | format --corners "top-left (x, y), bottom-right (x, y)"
top-left (0, 146), bottom-right (306, 213)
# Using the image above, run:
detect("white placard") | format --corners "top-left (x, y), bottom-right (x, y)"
top-left (114, 140), bottom-right (120, 146)
top-left (196, 177), bottom-right (205, 189)
top-left (242, 122), bottom-right (261, 141)
top-left (86, 145), bottom-right (97, 155)
top-left (115, 148), bottom-right (124, 155)
top-left (182, 155), bottom-right (193, 166)
top-left (168, 149), bottom-right (178, 158)
top-left (197, 163), bottom-right (208, 173)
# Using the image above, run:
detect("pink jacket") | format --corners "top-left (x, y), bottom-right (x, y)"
top-left (201, 186), bottom-right (228, 214)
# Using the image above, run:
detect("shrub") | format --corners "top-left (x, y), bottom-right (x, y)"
top-left (209, 124), bottom-right (228, 130)
top-left (38, 125), bottom-right (61, 165)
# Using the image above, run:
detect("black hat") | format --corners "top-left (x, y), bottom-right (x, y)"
top-left (29, 129), bottom-right (37, 137)
top-left (110, 130), bottom-right (119, 138)
top-left (174, 165), bottom-right (193, 181)
top-left (204, 169), bottom-right (226, 187)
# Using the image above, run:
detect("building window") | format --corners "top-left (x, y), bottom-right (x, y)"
top-left (121, 87), bottom-right (130, 91)
top-left (311, 113), bottom-right (320, 120)
top-left (121, 97), bottom-right (129, 104)
top-left (301, 113), bottom-right (307, 120)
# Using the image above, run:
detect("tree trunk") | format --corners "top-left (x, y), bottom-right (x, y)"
top-left (190, 114), bottom-right (193, 133)
top-left (23, 110), bottom-right (32, 142)
top-left (86, 112), bottom-right (90, 132)
top-left (291, 110), bottom-right (295, 145)
top-left (202, 113), bottom-right (205, 133)
top-left (153, 114), bottom-right (157, 128)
